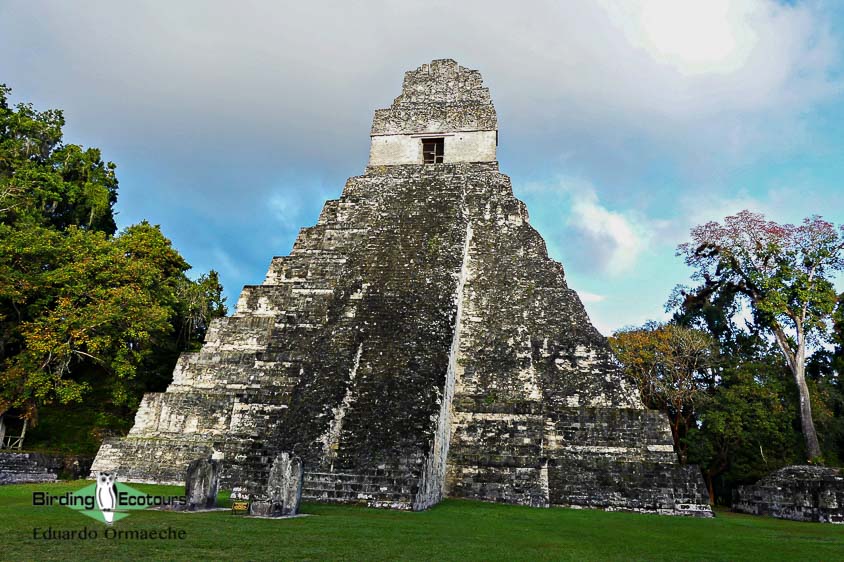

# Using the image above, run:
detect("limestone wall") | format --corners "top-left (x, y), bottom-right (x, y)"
top-left (370, 59), bottom-right (497, 138)
top-left (368, 131), bottom-right (497, 166)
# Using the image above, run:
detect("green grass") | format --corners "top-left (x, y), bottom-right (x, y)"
top-left (2, 482), bottom-right (842, 561)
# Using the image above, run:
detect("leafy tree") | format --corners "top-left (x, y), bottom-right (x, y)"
top-left (0, 222), bottom-right (189, 417)
top-left (175, 271), bottom-right (227, 351)
top-left (134, 271), bottom-right (227, 396)
top-left (0, 85), bottom-right (118, 234)
top-left (673, 210), bottom-right (844, 462)
top-left (0, 85), bottom-right (227, 447)
top-left (685, 350), bottom-right (803, 504)
top-left (805, 292), bottom-right (844, 464)
top-left (610, 322), bottom-right (716, 463)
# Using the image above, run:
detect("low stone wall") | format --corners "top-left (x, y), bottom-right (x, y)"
top-left (0, 452), bottom-right (92, 484)
top-left (734, 465), bottom-right (844, 524)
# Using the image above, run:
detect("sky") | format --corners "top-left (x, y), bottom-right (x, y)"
top-left (1, 0), bottom-right (843, 335)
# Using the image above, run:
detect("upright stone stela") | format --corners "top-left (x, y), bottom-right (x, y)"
top-left (92, 60), bottom-right (712, 516)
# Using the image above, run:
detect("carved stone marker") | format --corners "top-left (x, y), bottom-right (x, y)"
top-left (734, 465), bottom-right (844, 524)
top-left (184, 457), bottom-right (220, 511)
top-left (249, 453), bottom-right (303, 517)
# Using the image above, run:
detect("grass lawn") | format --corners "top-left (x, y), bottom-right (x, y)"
top-left (1, 482), bottom-right (842, 561)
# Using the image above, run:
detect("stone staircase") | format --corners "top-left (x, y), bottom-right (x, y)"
top-left (303, 468), bottom-right (420, 510)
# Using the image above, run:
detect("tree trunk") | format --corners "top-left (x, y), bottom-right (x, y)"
top-left (770, 322), bottom-right (822, 462)
top-left (669, 416), bottom-right (682, 462)
top-left (793, 362), bottom-right (822, 461)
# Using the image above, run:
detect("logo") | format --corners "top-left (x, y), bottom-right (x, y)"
top-left (32, 472), bottom-right (187, 524)
top-left (95, 472), bottom-right (118, 523)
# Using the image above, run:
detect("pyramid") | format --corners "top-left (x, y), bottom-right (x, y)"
top-left (92, 59), bottom-right (712, 516)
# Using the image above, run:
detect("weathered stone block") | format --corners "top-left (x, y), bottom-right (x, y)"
top-left (185, 457), bottom-right (221, 510)
top-left (734, 465), bottom-right (844, 524)
top-left (249, 452), bottom-right (303, 517)
top-left (0, 452), bottom-right (93, 484)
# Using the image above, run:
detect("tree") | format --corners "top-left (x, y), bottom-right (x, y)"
top-left (133, 271), bottom-right (227, 396)
top-left (0, 221), bottom-right (190, 415)
top-left (673, 210), bottom-right (844, 461)
top-left (0, 85), bottom-right (118, 234)
top-left (610, 322), bottom-right (716, 463)
top-left (685, 350), bottom-right (802, 504)
top-left (805, 291), bottom-right (844, 464)
top-left (174, 271), bottom-right (227, 351)
top-left (0, 85), bottom-right (227, 447)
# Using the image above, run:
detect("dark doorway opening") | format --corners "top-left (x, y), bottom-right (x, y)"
top-left (422, 138), bottom-right (444, 163)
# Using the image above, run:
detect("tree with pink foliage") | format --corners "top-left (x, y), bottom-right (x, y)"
top-left (675, 210), bottom-right (844, 462)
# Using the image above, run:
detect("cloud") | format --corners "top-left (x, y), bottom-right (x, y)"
top-left (524, 178), bottom-right (653, 276)
top-left (1, 1), bottom-right (837, 181)
top-left (658, 184), bottom-right (840, 248)
top-left (568, 190), bottom-right (649, 275)
top-left (577, 291), bottom-right (607, 304)
top-left (0, 0), bottom-right (839, 316)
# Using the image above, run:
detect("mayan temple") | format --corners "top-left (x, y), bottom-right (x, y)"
top-left (92, 59), bottom-right (712, 516)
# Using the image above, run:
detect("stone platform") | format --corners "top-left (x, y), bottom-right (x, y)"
top-left (734, 465), bottom-right (844, 523)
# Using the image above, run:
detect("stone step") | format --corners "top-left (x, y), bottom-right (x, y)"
top-left (263, 252), bottom-right (348, 285)
top-left (203, 316), bottom-right (275, 351)
top-left (291, 225), bottom-right (369, 254)
top-left (305, 471), bottom-right (416, 484)
top-left (234, 283), bottom-right (335, 317)
top-left (302, 470), bottom-right (418, 508)
top-left (89, 437), bottom-right (233, 486)
top-left (168, 352), bottom-right (301, 392)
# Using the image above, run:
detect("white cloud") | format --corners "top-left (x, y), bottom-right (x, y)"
top-left (576, 290), bottom-right (607, 304)
top-left (569, 190), bottom-right (648, 275)
top-left (525, 178), bottom-right (653, 276)
top-left (593, 0), bottom-right (839, 113)
top-left (1, 0), bottom-right (837, 177)
top-left (613, 0), bottom-right (757, 76)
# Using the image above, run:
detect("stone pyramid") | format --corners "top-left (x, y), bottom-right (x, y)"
top-left (92, 59), bottom-right (712, 516)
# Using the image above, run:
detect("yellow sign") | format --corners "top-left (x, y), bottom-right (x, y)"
top-left (231, 501), bottom-right (249, 515)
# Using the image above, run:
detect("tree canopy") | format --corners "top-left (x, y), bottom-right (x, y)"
top-left (611, 320), bottom-right (805, 504)
top-left (611, 212), bottom-right (844, 503)
top-left (609, 323), bottom-right (715, 463)
top-left (672, 210), bottom-right (844, 461)
top-left (0, 85), bottom-right (226, 445)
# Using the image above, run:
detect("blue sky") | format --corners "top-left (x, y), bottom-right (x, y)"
top-left (2, 0), bottom-right (843, 334)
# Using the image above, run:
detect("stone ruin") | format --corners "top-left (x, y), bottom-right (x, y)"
top-left (249, 452), bottom-right (304, 517)
top-left (184, 457), bottom-right (221, 511)
top-left (734, 465), bottom-right (844, 524)
top-left (91, 59), bottom-right (712, 516)
top-left (0, 452), bottom-right (92, 484)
